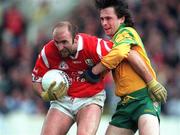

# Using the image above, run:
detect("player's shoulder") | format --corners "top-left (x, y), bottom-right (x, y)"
top-left (114, 26), bottom-right (137, 39)
top-left (77, 33), bottom-right (98, 45)
top-left (40, 40), bottom-right (56, 55)
top-left (78, 33), bottom-right (88, 37)
top-left (44, 40), bottom-right (55, 49)
top-left (125, 27), bottom-right (139, 35)
top-left (44, 40), bottom-right (55, 48)
top-left (77, 33), bottom-right (98, 40)
top-left (119, 27), bottom-right (139, 37)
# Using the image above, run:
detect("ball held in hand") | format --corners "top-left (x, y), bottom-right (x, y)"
top-left (42, 69), bottom-right (69, 91)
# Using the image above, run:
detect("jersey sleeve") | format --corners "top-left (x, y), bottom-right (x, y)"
top-left (101, 44), bottom-right (131, 69)
top-left (96, 39), bottom-right (113, 59)
top-left (32, 46), bottom-right (50, 83)
top-left (101, 28), bottom-right (138, 69)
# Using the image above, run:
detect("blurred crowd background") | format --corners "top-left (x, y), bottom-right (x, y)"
top-left (0, 0), bottom-right (179, 118)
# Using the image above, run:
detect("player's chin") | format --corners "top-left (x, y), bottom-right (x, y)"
top-left (60, 52), bottom-right (69, 58)
top-left (104, 30), bottom-right (111, 36)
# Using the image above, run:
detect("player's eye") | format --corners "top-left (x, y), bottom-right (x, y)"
top-left (105, 17), bottom-right (112, 21)
top-left (54, 40), bottom-right (59, 45)
top-left (61, 40), bottom-right (68, 44)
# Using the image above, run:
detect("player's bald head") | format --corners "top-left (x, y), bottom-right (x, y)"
top-left (52, 21), bottom-right (78, 39)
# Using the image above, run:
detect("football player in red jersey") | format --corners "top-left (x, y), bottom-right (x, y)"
top-left (32, 21), bottom-right (114, 135)
top-left (32, 21), bottom-right (156, 135)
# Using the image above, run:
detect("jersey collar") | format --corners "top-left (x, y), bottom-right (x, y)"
top-left (113, 23), bottom-right (126, 36)
top-left (77, 35), bottom-right (83, 51)
top-left (70, 34), bottom-right (83, 59)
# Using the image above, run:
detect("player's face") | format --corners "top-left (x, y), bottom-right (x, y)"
top-left (53, 26), bottom-right (73, 58)
top-left (100, 7), bottom-right (125, 37)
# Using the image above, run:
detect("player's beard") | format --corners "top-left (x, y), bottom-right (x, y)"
top-left (60, 48), bottom-right (71, 58)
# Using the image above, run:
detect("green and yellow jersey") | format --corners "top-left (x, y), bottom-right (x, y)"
top-left (101, 24), bottom-right (156, 96)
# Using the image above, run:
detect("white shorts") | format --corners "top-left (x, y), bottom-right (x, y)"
top-left (50, 90), bottom-right (106, 120)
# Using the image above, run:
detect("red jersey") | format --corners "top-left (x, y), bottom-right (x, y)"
top-left (32, 33), bottom-right (113, 98)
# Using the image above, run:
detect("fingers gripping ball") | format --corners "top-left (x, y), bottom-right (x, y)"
top-left (41, 69), bottom-right (69, 101)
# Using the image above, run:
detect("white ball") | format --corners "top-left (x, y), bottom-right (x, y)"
top-left (42, 69), bottom-right (69, 91)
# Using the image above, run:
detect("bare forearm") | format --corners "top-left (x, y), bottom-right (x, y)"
top-left (127, 50), bottom-right (153, 83)
top-left (32, 82), bottom-right (43, 96)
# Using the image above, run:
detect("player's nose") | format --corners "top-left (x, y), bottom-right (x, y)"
top-left (58, 45), bottom-right (64, 51)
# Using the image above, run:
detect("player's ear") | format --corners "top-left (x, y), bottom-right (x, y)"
top-left (72, 37), bottom-right (78, 49)
top-left (73, 38), bottom-right (77, 44)
top-left (119, 16), bottom-right (125, 24)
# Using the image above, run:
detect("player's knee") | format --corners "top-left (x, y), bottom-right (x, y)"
top-left (77, 128), bottom-right (97, 135)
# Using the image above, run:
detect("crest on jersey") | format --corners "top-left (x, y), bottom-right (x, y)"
top-left (85, 59), bottom-right (94, 66)
top-left (59, 61), bottom-right (69, 70)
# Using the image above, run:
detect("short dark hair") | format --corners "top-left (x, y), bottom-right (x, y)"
top-left (53, 21), bottom-right (78, 39)
top-left (95, 0), bottom-right (134, 27)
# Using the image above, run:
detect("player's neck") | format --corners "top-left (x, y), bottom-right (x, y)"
top-left (70, 44), bottom-right (77, 57)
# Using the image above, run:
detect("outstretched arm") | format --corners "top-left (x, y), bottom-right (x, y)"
top-left (91, 48), bottom-right (153, 81)
top-left (92, 44), bottom-right (130, 75)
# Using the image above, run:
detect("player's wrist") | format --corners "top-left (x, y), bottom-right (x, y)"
top-left (88, 69), bottom-right (100, 79)
top-left (147, 79), bottom-right (157, 88)
top-left (41, 91), bottom-right (50, 101)
top-left (81, 67), bottom-right (100, 83)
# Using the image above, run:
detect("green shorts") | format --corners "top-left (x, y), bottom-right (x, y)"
top-left (109, 87), bottom-right (161, 133)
